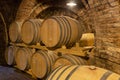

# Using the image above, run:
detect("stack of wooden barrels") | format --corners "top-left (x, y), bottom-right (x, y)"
top-left (6, 16), bottom-right (89, 79)
top-left (9, 19), bottom-right (42, 44)
top-left (6, 16), bottom-right (120, 79)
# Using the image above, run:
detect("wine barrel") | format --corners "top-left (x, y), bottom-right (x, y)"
top-left (41, 16), bottom-right (83, 49)
top-left (9, 21), bottom-right (23, 42)
top-left (31, 50), bottom-right (58, 79)
top-left (79, 33), bottom-right (94, 47)
top-left (15, 48), bottom-right (34, 70)
top-left (47, 65), bottom-right (120, 80)
top-left (5, 46), bottom-right (19, 65)
top-left (53, 54), bottom-right (88, 69)
top-left (21, 19), bottom-right (42, 44)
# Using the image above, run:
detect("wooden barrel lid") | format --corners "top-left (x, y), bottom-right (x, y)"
top-left (79, 33), bottom-right (94, 47)
top-left (41, 18), bottom-right (61, 47)
top-left (22, 19), bottom-right (42, 44)
top-left (5, 46), bottom-right (14, 65)
top-left (22, 20), bottom-right (35, 44)
top-left (31, 51), bottom-right (47, 78)
top-left (16, 48), bottom-right (27, 70)
top-left (9, 22), bottom-right (21, 42)
top-left (5, 46), bottom-right (19, 65)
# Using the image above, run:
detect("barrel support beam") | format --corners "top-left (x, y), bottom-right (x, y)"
top-left (9, 42), bottom-right (48, 50)
top-left (10, 42), bottom-right (94, 57)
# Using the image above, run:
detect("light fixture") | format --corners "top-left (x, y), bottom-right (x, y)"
top-left (66, 2), bottom-right (77, 7)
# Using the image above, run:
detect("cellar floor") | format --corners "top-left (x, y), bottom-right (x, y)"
top-left (0, 66), bottom-right (35, 80)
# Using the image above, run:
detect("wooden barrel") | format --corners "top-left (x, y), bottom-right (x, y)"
top-left (79, 33), bottom-right (94, 47)
top-left (31, 50), bottom-right (58, 79)
top-left (53, 54), bottom-right (88, 69)
top-left (9, 21), bottom-right (23, 42)
top-left (5, 46), bottom-right (19, 65)
top-left (15, 48), bottom-right (34, 70)
top-left (21, 19), bottom-right (42, 44)
top-left (41, 16), bottom-right (83, 49)
top-left (47, 65), bottom-right (120, 80)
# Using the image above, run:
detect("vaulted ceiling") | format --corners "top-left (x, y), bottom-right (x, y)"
top-left (36, 0), bottom-right (88, 9)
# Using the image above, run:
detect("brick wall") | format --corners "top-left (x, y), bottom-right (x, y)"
top-left (1, 0), bottom-right (120, 74)
top-left (78, 0), bottom-right (120, 74)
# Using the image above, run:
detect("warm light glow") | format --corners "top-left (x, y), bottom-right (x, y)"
top-left (66, 2), bottom-right (77, 7)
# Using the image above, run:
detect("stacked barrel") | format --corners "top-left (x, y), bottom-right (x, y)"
top-left (9, 21), bottom-right (22, 43)
top-left (31, 50), bottom-right (58, 78)
top-left (5, 46), bottom-right (19, 65)
top-left (40, 16), bottom-right (83, 49)
top-left (6, 16), bottom-right (120, 79)
top-left (9, 16), bottom-right (83, 47)
top-left (21, 19), bottom-right (42, 44)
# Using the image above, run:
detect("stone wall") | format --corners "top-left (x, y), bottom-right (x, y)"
top-left (78, 0), bottom-right (120, 74)
top-left (0, 0), bottom-right (21, 65)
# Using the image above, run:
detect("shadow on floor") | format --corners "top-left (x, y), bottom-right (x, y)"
top-left (0, 66), bottom-right (36, 80)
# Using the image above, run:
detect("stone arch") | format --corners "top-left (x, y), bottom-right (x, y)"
top-left (16, 0), bottom-right (93, 33)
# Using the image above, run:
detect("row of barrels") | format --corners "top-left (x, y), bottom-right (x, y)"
top-left (9, 16), bottom-right (94, 49)
top-left (5, 46), bottom-right (88, 79)
top-left (5, 46), bottom-right (120, 79)
top-left (9, 19), bottom-right (42, 44)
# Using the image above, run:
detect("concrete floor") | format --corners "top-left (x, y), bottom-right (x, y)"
top-left (0, 66), bottom-right (35, 80)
